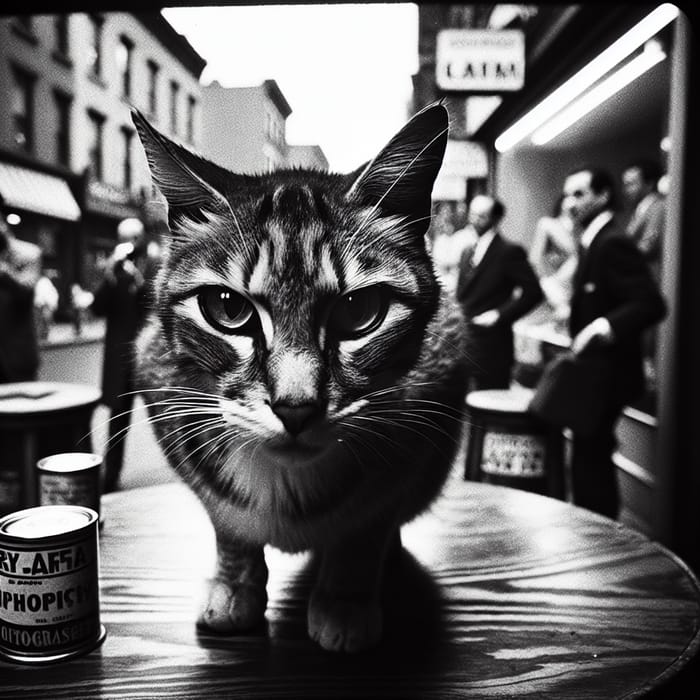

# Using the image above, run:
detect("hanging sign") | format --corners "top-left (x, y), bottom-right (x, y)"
top-left (436, 29), bottom-right (525, 92)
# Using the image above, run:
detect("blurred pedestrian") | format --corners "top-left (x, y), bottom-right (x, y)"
top-left (431, 214), bottom-right (478, 294)
top-left (91, 217), bottom-right (159, 492)
top-left (529, 194), bottom-right (579, 323)
top-left (0, 216), bottom-right (42, 382)
top-left (456, 194), bottom-right (543, 391)
top-left (0, 215), bottom-right (43, 514)
top-left (34, 272), bottom-right (59, 341)
top-left (559, 165), bottom-right (665, 518)
top-left (621, 159), bottom-right (665, 281)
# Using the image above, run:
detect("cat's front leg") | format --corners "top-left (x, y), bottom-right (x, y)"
top-left (308, 527), bottom-right (400, 653)
top-left (197, 534), bottom-right (268, 632)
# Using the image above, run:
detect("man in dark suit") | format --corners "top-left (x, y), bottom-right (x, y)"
top-left (562, 166), bottom-right (666, 518)
top-left (0, 217), bottom-right (42, 383)
top-left (621, 159), bottom-right (666, 282)
top-left (91, 217), bottom-right (160, 492)
top-left (456, 194), bottom-right (543, 391)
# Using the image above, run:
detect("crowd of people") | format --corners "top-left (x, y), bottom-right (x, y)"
top-left (428, 160), bottom-right (667, 520)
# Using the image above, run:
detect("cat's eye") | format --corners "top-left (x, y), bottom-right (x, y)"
top-left (197, 286), bottom-right (256, 334)
top-left (327, 285), bottom-right (388, 339)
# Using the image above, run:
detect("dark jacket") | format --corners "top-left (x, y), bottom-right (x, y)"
top-left (0, 236), bottom-right (41, 382)
top-left (569, 216), bottom-right (666, 404)
top-left (456, 232), bottom-right (543, 387)
top-left (91, 254), bottom-right (156, 408)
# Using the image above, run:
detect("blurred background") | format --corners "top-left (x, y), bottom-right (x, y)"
top-left (0, 4), bottom-right (697, 570)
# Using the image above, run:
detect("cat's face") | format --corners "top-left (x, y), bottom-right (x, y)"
top-left (133, 105), bottom-right (448, 466)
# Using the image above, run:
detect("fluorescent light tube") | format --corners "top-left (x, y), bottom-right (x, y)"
top-left (494, 3), bottom-right (679, 152)
top-left (531, 43), bottom-right (667, 145)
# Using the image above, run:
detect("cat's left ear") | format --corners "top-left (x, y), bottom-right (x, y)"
top-left (346, 103), bottom-right (448, 222)
top-left (131, 109), bottom-right (233, 226)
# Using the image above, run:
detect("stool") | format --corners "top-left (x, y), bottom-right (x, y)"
top-left (0, 381), bottom-right (101, 515)
top-left (464, 387), bottom-right (565, 500)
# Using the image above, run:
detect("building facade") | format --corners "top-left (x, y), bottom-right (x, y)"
top-left (201, 79), bottom-right (292, 174)
top-left (287, 144), bottom-right (329, 171)
top-left (0, 12), bottom-right (206, 311)
top-left (201, 79), bottom-right (328, 174)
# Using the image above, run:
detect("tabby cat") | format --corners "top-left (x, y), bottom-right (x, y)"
top-left (132, 103), bottom-right (469, 652)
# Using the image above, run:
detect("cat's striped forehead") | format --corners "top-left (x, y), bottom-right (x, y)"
top-left (169, 181), bottom-right (422, 298)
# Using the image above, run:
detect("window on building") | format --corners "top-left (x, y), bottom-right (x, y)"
top-left (147, 60), bottom-right (159, 117)
top-left (121, 127), bottom-right (134, 190)
top-left (187, 95), bottom-right (196, 143)
top-left (87, 15), bottom-right (103, 78)
top-left (54, 15), bottom-right (70, 57)
top-left (11, 66), bottom-right (35, 153)
top-left (54, 90), bottom-right (72, 167)
top-left (87, 110), bottom-right (105, 181)
top-left (116, 35), bottom-right (134, 99)
top-left (13, 16), bottom-right (34, 37)
top-left (169, 80), bottom-right (179, 134)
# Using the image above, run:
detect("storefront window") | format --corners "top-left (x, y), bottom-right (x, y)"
top-left (121, 127), bottom-right (133, 190)
top-left (11, 65), bottom-right (35, 153)
top-left (147, 60), bottom-right (159, 118)
top-left (116, 35), bottom-right (133, 99)
top-left (54, 15), bottom-right (70, 58)
top-left (87, 109), bottom-right (105, 181)
top-left (54, 90), bottom-right (72, 167)
top-left (87, 15), bottom-right (103, 79)
top-left (170, 80), bottom-right (179, 135)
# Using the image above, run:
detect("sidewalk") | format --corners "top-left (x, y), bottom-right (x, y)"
top-left (38, 320), bottom-right (177, 491)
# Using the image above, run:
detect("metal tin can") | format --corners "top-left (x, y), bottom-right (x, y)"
top-left (0, 505), bottom-right (106, 664)
top-left (37, 453), bottom-right (102, 520)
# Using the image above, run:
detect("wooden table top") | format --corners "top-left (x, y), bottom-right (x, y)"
top-left (0, 382), bottom-right (101, 417)
top-left (1, 473), bottom-right (698, 698)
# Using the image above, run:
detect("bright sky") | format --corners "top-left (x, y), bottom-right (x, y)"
top-left (161, 4), bottom-right (419, 173)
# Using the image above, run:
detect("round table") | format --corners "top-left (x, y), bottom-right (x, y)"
top-left (0, 475), bottom-right (698, 697)
top-left (0, 381), bottom-right (101, 513)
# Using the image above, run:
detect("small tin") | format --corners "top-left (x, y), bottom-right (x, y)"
top-left (0, 505), bottom-right (106, 664)
top-left (37, 453), bottom-right (102, 521)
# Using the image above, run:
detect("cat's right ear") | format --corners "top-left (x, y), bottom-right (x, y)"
top-left (345, 103), bottom-right (448, 224)
top-left (131, 109), bottom-right (232, 227)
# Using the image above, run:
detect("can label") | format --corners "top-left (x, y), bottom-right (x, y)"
top-left (480, 431), bottom-right (546, 478)
top-left (0, 506), bottom-right (105, 663)
top-left (37, 453), bottom-right (101, 517)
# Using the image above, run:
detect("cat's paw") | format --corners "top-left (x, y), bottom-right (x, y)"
top-left (197, 578), bottom-right (267, 632)
top-left (307, 593), bottom-right (382, 653)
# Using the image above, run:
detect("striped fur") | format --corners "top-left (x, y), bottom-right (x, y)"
top-left (132, 104), bottom-right (470, 651)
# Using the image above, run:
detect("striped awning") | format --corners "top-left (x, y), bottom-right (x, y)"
top-left (0, 161), bottom-right (81, 222)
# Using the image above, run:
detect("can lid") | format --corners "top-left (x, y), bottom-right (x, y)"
top-left (0, 505), bottom-right (98, 539)
top-left (37, 452), bottom-right (102, 473)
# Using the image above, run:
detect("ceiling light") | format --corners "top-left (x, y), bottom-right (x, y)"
top-left (494, 3), bottom-right (679, 152)
top-left (531, 42), bottom-right (667, 145)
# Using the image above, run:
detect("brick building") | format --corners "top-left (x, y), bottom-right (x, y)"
top-left (0, 11), bottom-right (206, 310)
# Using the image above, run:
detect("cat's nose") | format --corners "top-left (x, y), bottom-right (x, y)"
top-left (272, 401), bottom-right (324, 436)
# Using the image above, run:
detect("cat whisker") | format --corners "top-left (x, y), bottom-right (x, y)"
top-left (158, 417), bottom-right (226, 459)
top-left (346, 123), bottom-right (450, 248)
top-left (336, 421), bottom-right (398, 468)
top-left (348, 413), bottom-right (455, 457)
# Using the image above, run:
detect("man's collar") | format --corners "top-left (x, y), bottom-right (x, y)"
top-left (473, 228), bottom-right (497, 265)
top-left (581, 210), bottom-right (613, 249)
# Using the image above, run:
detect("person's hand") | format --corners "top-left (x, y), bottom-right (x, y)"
top-left (112, 241), bottom-right (134, 263)
top-left (571, 317), bottom-right (614, 354)
top-left (471, 309), bottom-right (500, 327)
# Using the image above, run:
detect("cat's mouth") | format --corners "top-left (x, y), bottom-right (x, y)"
top-left (265, 423), bottom-right (334, 453)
